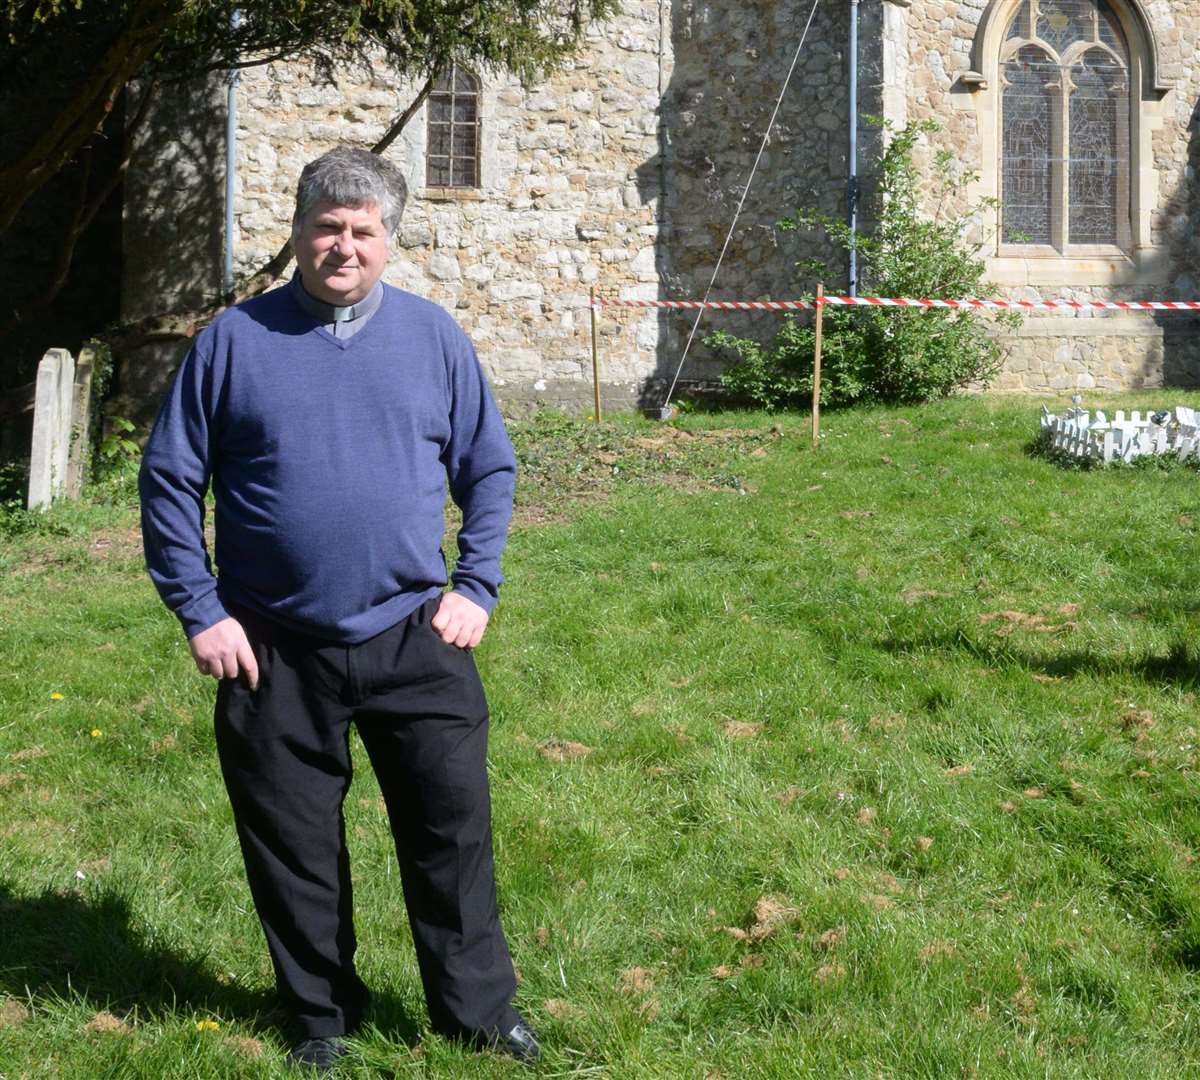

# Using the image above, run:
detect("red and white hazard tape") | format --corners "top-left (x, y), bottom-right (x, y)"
top-left (594, 298), bottom-right (811, 310)
top-left (591, 295), bottom-right (1200, 312)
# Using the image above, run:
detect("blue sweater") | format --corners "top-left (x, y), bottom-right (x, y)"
top-left (139, 284), bottom-right (517, 644)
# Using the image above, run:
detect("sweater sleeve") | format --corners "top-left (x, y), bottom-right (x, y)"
top-left (138, 333), bottom-right (230, 639)
top-left (441, 330), bottom-right (517, 613)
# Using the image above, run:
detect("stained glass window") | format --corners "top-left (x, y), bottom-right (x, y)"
top-left (1000, 0), bottom-right (1130, 251)
top-left (1003, 47), bottom-right (1056, 245)
top-left (1097, 2), bottom-right (1126, 52)
top-left (427, 65), bottom-right (480, 188)
top-left (1035, 0), bottom-right (1092, 54)
top-left (1069, 49), bottom-right (1125, 243)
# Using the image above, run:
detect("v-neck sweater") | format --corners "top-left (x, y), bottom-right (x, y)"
top-left (139, 283), bottom-right (516, 643)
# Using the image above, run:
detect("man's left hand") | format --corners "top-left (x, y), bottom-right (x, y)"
top-left (432, 592), bottom-right (489, 649)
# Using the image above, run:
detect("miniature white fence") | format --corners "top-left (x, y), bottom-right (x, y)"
top-left (1040, 402), bottom-right (1200, 464)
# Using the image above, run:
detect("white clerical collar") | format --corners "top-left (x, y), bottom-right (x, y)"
top-left (291, 273), bottom-right (383, 325)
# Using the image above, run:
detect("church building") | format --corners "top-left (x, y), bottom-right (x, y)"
top-left (122, 0), bottom-right (1200, 413)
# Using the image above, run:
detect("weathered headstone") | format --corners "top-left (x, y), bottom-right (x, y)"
top-left (65, 346), bottom-right (95, 499)
top-left (27, 348), bottom-right (75, 510)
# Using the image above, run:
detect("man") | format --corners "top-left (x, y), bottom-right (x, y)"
top-left (139, 146), bottom-right (537, 1073)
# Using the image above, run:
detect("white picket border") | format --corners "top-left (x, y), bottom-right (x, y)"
top-left (1039, 403), bottom-right (1200, 464)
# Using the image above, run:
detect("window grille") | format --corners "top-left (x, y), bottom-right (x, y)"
top-left (1000, 0), bottom-right (1130, 251)
top-left (426, 65), bottom-right (480, 189)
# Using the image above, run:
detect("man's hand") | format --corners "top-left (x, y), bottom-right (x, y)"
top-left (189, 617), bottom-right (259, 689)
top-left (432, 592), bottom-right (489, 649)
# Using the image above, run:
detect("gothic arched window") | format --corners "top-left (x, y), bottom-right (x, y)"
top-left (426, 65), bottom-right (480, 189)
top-left (1000, 0), bottom-right (1130, 251)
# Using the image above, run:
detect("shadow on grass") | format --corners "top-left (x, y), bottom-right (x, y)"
top-left (0, 881), bottom-right (421, 1046)
top-left (878, 629), bottom-right (1200, 691)
top-left (876, 631), bottom-right (1200, 971)
top-left (1023, 433), bottom-right (1098, 471)
top-left (1024, 430), bottom-right (1200, 475)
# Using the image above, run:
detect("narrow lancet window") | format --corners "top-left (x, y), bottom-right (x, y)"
top-left (1069, 49), bottom-right (1126, 244)
top-left (426, 65), bottom-right (480, 189)
top-left (1002, 47), bottom-right (1056, 245)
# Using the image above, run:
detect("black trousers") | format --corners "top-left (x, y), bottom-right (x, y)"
top-left (214, 597), bottom-right (519, 1040)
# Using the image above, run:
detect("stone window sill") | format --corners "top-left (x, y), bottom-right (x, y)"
top-left (999, 244), bottom-right (1130, 260)
top-left (422, 187), bottom-right (485, 202)
top-left (987, 251), bottom-right (1169, 288)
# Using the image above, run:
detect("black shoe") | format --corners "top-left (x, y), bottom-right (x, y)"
top-left (286, 1036), bottom-right (349, 1074)
top-left (495, 1019), bottom-right (540, 1065)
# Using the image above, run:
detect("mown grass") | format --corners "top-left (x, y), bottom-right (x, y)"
top-left (2, 394), bottom-right (1200, 1078)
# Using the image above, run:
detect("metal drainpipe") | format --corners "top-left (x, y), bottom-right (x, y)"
top-left (658, 0), bottom-right (670, 240)
top-left (848, 0), bottom-right (859, 297)
top-left (657, 0), bottom-right (675, 418)
top-left (223, 9), bottom-right (242, 297)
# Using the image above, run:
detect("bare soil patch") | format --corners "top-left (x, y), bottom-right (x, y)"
top-left (509, 418), bottom-right (776, 528)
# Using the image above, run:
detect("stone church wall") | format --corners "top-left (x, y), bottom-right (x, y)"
top-left (230, 3), bottom-right (668, 411)
top-left (122, 1), bottom-right (882, 415)
top-left (880, 0), bottom-right (1200, 392)
top-left (120, 0), bottom-right (1200, 414)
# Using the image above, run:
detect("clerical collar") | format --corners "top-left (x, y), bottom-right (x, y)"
top-left (290, 273), bottom-right (383, 324)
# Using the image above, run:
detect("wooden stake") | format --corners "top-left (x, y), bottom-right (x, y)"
top-left (590, 287), bottom-right (601, 423)
top-left (812, 282), bottom-right (824, 450)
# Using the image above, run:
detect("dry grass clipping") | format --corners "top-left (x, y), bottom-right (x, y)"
top-left (538, 739), bottom-right (593, 762)
top-left (223, 1036), bottom-right (265, 1059)
top-left (619, 966), bottom-right (655, 995)
top-left (84, 1011), bottom-right (131, 1035)
top-left (722, 720), bottom-right (762, 739)
top-left (0, 998), bottom-right (29, 1029)
top-left (543, 999), bottom-right (582, 1020)
top-left (747, 895), bottom-right (801, 941)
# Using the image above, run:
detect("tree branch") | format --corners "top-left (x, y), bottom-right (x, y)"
top-left (372, 73), bottom-right (436, 155)
top-left (179, 47), bottom-right (323, 79)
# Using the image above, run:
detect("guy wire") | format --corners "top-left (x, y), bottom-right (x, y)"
top-left (661, 0), bottom-right (823, 412)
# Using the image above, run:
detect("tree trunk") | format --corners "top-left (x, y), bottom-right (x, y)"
top-left (0, 82), bottom-right (159, 344)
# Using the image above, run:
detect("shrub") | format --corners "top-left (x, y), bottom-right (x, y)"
top-left (708, 119), bottom-right (1019, 409)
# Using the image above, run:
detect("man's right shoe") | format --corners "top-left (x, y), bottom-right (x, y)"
top-left (494, 1019), bottom-right (540, 1065)
top-left (286, 1036), bottom-right (349, 1074)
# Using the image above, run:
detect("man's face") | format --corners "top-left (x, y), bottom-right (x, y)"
top-left (293, 199), bottom-right (389, 306)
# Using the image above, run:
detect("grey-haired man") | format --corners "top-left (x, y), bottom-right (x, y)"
top-left (140, 146), bottom-right (537, 1072)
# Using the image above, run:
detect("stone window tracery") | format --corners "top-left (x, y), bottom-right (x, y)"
top-left (426, 65), bottom-right (480, 188)
top-left (999, 0), bottom-right (1130, 252)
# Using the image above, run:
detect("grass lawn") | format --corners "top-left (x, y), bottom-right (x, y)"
top-left (1, 394), bottom-right (1199, 1078)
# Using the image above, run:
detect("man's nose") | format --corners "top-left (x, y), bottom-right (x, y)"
top-left (332, 229), bottom-right (354, 254)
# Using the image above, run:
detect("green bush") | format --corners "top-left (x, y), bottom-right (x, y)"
top-left (709, 119), bottom-right (1019, 409)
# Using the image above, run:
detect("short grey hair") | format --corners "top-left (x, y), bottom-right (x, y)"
top-left (292, 146), bottom-right (408, 236)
